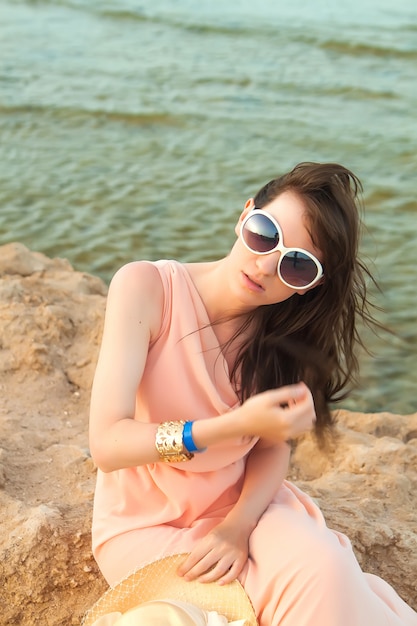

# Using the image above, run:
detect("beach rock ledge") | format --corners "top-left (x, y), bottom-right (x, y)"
top-left (0, 242), bottom-right (416, 625)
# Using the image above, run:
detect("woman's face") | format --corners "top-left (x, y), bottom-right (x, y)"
top-left (229, 190), bottom-right (323, 308)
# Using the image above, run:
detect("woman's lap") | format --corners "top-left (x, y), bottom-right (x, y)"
top-left (95, 481), bottom-right (416, 625)
top-left (240, 494), bottom-right (415, 625)
top-left (95, 516), bottom-right (223, 587)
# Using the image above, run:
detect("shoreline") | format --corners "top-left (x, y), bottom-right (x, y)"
top-left (0, 242), bottom-right (416, 625)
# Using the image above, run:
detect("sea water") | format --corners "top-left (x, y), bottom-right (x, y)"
top-left (1, 0), bottom-right (416, 413)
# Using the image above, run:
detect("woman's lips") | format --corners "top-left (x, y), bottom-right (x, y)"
top-left (242, 272), bottom-right (265, 292)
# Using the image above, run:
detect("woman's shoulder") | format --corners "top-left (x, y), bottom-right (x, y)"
top-left (107, 261), bottom-right (166, 340)
top-left (109, 260), bottom-right (165, 293)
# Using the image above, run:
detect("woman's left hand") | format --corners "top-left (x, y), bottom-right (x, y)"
top-left (177, 521), bottom-right (250, 585)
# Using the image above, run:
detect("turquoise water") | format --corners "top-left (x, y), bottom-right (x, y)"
top-left (1, 0), bottom-right (416, 413)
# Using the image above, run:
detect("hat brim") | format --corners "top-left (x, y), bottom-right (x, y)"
top-left (83, 554), bottom-right (258, 626)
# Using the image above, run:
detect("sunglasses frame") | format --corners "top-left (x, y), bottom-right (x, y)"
top-left (240, 209), bottom-right (324, 290)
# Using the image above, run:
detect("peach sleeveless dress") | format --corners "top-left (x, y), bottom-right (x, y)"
top-left (92, 260), bottom-right (417, 626)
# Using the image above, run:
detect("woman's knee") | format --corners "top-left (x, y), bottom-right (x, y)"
top-left (249, 509), bottom-right (354, 585)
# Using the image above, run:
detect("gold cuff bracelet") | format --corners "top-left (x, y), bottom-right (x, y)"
top-left (155, 420), bottom-right (194, 463)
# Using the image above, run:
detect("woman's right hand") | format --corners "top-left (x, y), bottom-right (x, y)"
top-left (238, 382), bottom-right (316, 442)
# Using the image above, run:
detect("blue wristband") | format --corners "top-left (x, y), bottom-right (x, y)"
top-left (182, 421), bottom-right (207, 453)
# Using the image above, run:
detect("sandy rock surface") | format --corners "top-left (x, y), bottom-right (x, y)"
top-left (0, 243), bottom-right (416, 625)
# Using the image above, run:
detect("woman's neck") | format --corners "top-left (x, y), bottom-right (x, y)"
top-left (183, 259), bottom-right (245, 325)
top-left (183, 259), bottom-right (253, 371)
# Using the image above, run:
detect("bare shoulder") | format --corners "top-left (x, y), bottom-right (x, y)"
top-left (107, 261), bottom-right (164, 339)
top-left (110, 260), bottom-right (163, 293)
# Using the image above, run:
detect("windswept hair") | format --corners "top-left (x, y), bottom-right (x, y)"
top-left (229, 162), bottom-right (379, 445)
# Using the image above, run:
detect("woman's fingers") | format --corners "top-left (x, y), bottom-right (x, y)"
top-left (184, 555), bottom-right (244, 585)
top-left (270, 382), bottom-right (314, 414)
top-left (177, 540), bottom-right (246, 584)
top-left (216, 558), bottom-right (246, 586)
top-left (178, 551), bottom-right (217, 581)
top-left (193, 558), bottom-right (233, 583)
top-left (241, 382), bottom-right (316, 441)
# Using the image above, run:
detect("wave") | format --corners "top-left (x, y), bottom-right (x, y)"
top-left (310, 85), bottom-right (398, 101)
top-left (18, 0), bottom-right (253, 36)
top-left (98, 11), bottom-right (417, 61)
top-left (98, 9), bottom-right (254, 37)
top-left (313, 37), bottom-right (417, 60)
top-left (0, 103), bottom-right (181, 126)
top-left (14, 0), bottom-right (417, 51)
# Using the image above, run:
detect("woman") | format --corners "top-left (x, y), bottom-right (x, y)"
top-left (89, 162), bottom-right (417, 625)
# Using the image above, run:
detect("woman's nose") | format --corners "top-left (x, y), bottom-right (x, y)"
top-left (255, 252), bottom-right (280, 276)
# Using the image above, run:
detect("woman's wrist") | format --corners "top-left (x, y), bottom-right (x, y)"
top-left (182, 421), bottom-right (207, 453)
top-left (222, 508), bottom-right (258, 538)
top-left (190, 407), bottom-right (246, 450)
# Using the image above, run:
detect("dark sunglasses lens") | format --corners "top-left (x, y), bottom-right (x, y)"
top-left (280, 251), bottom-right (318, 287)
top-left (242, 214), bottom-right (279, 253)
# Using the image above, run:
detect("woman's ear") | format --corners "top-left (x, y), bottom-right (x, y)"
top-left (234, 198), bottom-right (255, 236)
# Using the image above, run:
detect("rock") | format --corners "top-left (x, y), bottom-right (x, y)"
top-left (0, 243), bottom-right (108, 626)
top-left (0, 243), bottom-right (415, 625)
top-left (290, 409), bottom-right (417, 606)
top-left (0, 241), bottom-right (83, 278)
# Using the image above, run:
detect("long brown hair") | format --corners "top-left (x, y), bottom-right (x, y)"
top-left (229, 162), bottom-right (379, 444)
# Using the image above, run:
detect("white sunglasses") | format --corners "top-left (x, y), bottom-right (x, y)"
top-left (240, 209), bottom-right (324, 289)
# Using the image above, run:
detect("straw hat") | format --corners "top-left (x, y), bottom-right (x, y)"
top-left (83, 554), bottom-right (258, 626)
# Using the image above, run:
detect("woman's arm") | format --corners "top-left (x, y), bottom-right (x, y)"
top-left (223, 438), bottom-right (290, 537)
top-left (177, 439), bottom-right (290, 584)
top-left (88, 261), bottom-right (165, 472)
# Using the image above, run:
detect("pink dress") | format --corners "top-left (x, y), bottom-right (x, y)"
top-left (92, 260), bottom-right (417, 626)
